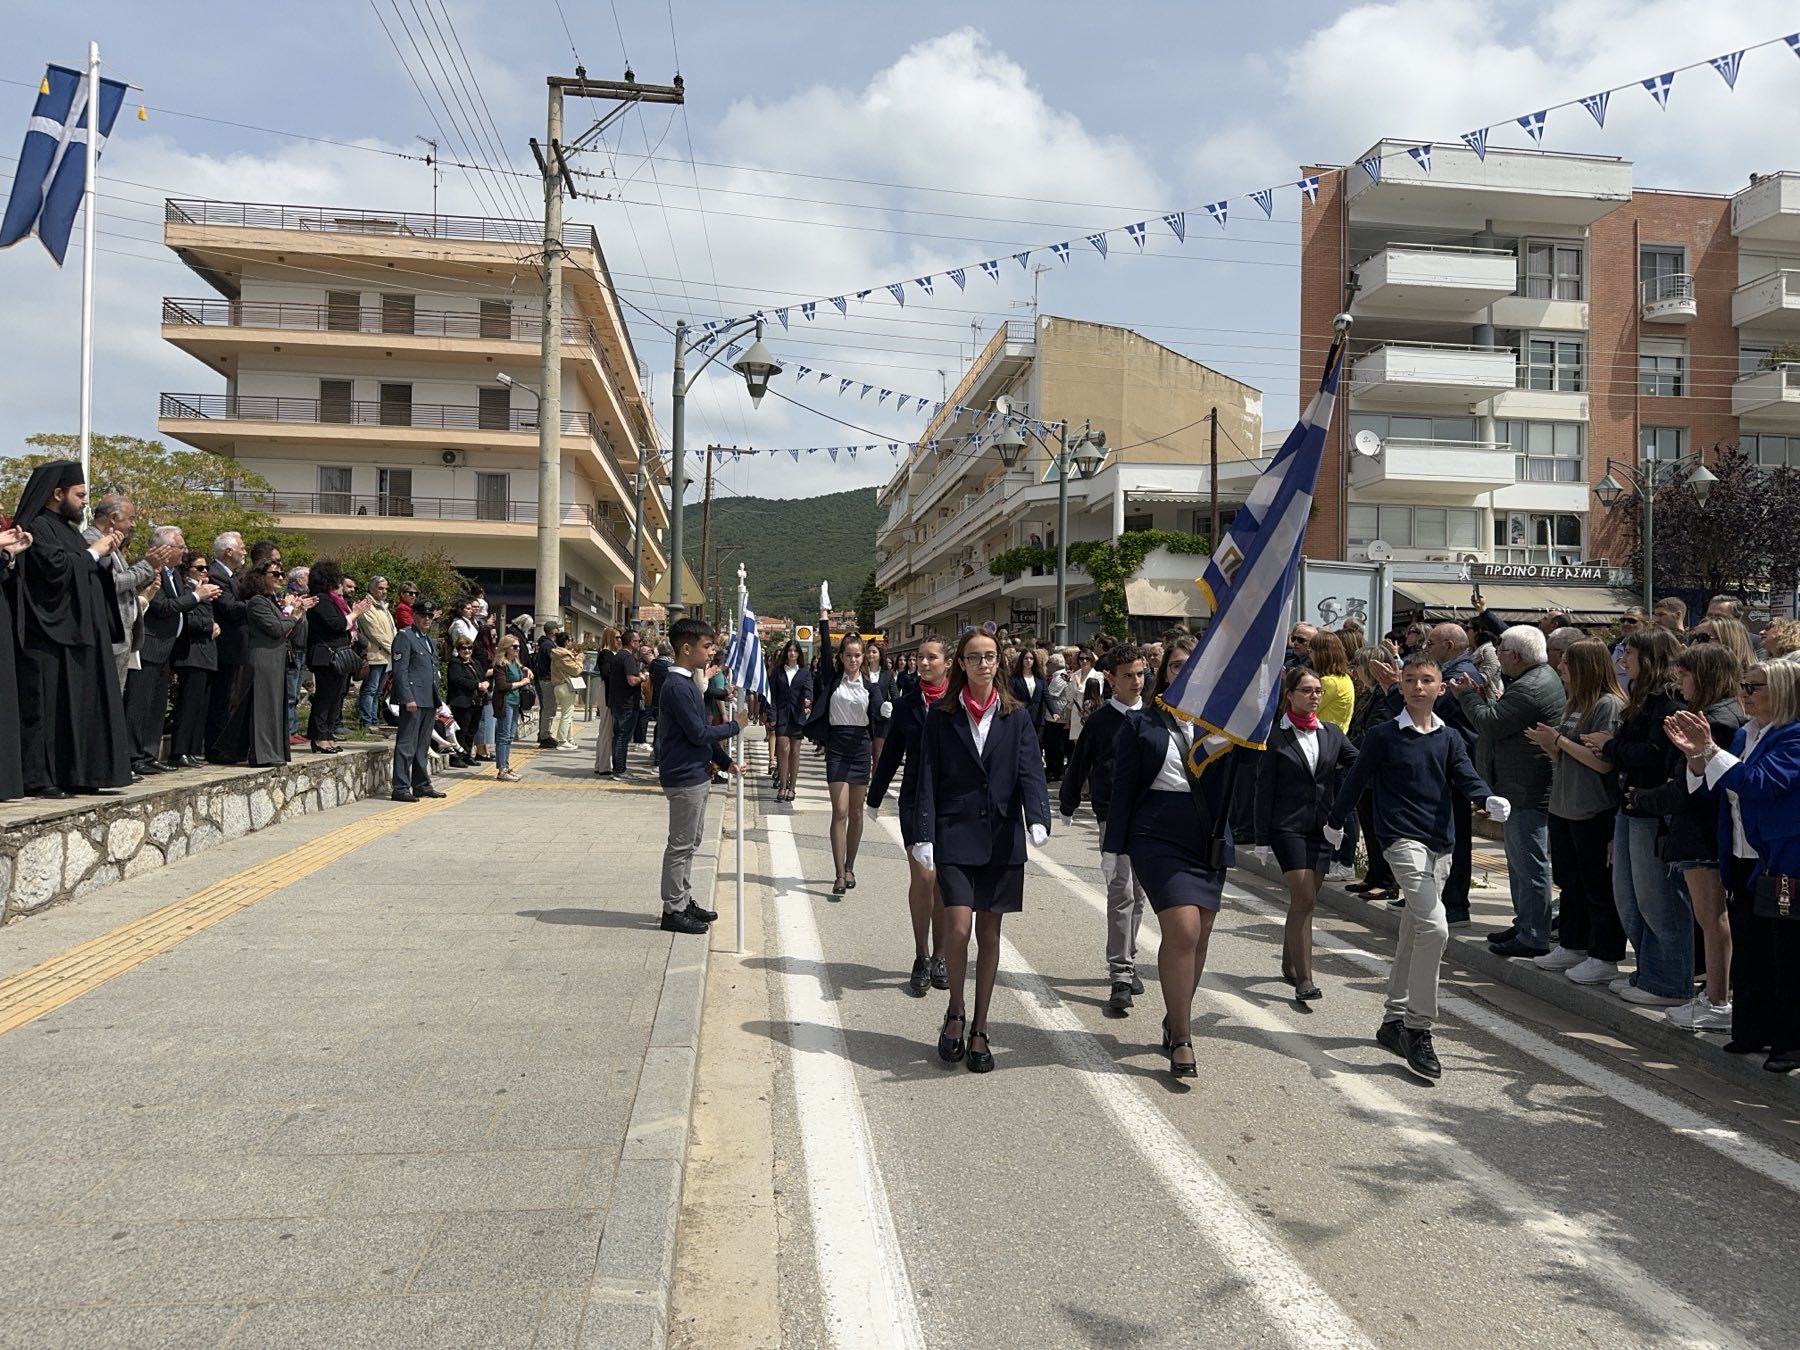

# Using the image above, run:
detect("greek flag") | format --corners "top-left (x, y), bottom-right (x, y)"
top-left (1, 64), bottom-right (131, 264)
top-left (726, 603), bottom-right (769, 702)
top-left (1160, 356), bottom-right (1344, 773)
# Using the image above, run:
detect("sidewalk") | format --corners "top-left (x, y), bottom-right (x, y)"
top-left (0, 729), bottom-right (729, 1349)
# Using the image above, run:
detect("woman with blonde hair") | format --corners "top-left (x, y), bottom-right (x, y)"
top-left (1760, 618), bottom-right (1800, 660)
top-left (1693, 616), bottom-right (1756, 674)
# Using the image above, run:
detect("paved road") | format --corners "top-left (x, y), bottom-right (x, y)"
top-left (716, 767), bottom-right (1800, 1350)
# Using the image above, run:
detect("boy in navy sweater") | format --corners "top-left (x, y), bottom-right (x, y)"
top-left (1328, 654), bottom-right (1509, 1079)
top-left (656, 618), bottom-right (742, 934)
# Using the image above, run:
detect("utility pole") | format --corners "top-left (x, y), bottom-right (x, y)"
top-left (531, 69), bottom-right (684, 630)
top-left (699, 444), bottom-right (717, 629)
top-left (1208, 407), bottom-right (1220, 548)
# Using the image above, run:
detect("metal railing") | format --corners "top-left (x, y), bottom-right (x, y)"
top-left (1640, 273), bottom-right (1695, 306)
top-left (1735, 362), bottom-right (1800, 389)
top-left (159, 391), bottom-right (608, 438)
top-left (195, 487), bottom-right (632, 545)
top-left (164, 198), bottom-right (599, 253)
top-left (1378, 242), bottom-right (1516, 258)
top-left (160, 296), bottom-right (601, 347)
top-left (912, 320), bottom-right (1032, 452)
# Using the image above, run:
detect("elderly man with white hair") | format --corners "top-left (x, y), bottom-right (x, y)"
top-left (1449, 626), bottom-right (1567, 957)
top-left (204, 531), bottom-right (250, 755)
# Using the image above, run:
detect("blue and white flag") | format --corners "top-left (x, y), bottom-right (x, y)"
top-left (1358, 156), bottom-right (1382, 184)
top-left (1127, 220), bottom-right (1148, 246)
top-left (1518, 110), bottom-right (1546, 145)
top-left (726, 602), bottom-right (770, 704)
top-left (1295, 177), bottom-right (1319, 204)
top-left (1087, 232), bottom-right (1108, 257)
top-left (1162, 211), bottom-right (1187, 241)
top-left (1158, 355), bottom-right (1344, 773)
top-left (1643, 71), bottom-right (1675, 109)
top-left (1406, 144), bottom-right (1433, 174)
top-left (1580, 91), bottom-right (1610, 127)
top-left (1461, 128), bottom-right (1489, 160)
top-left (1014, 250), bottom-right (1032, 269)
top-left (830, 295), bottom-right (847, 315)
top-left (1, 64), bottom-right (132, 264)
top-left (1051, 241), bottom-right (1071, 264)
top-left (1788, 33), bottom-right (1799, 59)
top-left (1249, 189), bottom-right (1274, 218)
top-left (948, 267), bottom-right (966, 290)
top-left (980, 259), bottom-right (1000, 281)
top-left (1204, 200), bottom-right (1229, 227)
top-left (1710, 51), bottom-right (1743, 89)
top-left (802, 302), bottom-right (816, 321)
top-left (776, 307), bottom-right (789, 330)
top-left (839, 379), bottom-right (853, 395)
top-left (886, 282), bottom-right (905, 306)
top-left (915, 275), bottom-right (934, 295)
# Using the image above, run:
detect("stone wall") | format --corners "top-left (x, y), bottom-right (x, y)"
top-left (0, 747), bottom-right (389, 923)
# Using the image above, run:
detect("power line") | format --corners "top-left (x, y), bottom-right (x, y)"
top-left (421, 0), bottom-right (536, 220)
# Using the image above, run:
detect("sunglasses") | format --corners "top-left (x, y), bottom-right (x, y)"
top-left (1619, 618), bottom-right (1640, 626)
top-left (1741, 681), bottom-right (1768, 694)
top-left (1690, 633), bottom-right (1714, 644)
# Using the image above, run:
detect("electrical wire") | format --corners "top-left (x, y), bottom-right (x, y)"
top-left (422, 0), bottom-right (536, 220)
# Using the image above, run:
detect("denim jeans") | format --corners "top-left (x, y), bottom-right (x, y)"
top-left (1502, 807), bottom-right (1553, 948)
top-left (1613, 813), bottom-right (1694, 997)
top-left (477, 701), bottom-right (495, 749)
top-left (611, 703), bottom-right (638, 774)
top-left (358, 663), bottom-right (388, 728)
top-left (285, 664), bottom-right (302, 737)
top-left (496, 702), bottom-right (519, 772)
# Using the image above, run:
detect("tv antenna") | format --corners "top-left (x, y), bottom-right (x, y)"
top-left (1010, 263), bottom-right (1052, 317)
top-left (416, 136), bottom-right (440, 218)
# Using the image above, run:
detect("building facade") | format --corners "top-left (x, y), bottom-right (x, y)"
top-left (156, 198), bottom-right (668, 639)
top-left (1299, 144), bottom-right (1800, 613)
top-left (875, 315), bottom-right (1262, 642)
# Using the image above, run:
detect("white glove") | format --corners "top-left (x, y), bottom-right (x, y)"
top-left (1485, 795), bottom-right (1511, 823)
top-left (819, 581), bottom-right (832, 612)
top-left (865, 798), bottom-right (879, 816)
top-left (1100, 852), bottom-right (1124, 883)
top-left (1060, 811), bottom-right (1076, 826)
top-left (879, 700), bottom-right (893, 719)
top-left (1028, 823), bottom-right (1048, 848)
top-left (1323, 825), bottom-right (1345, 849)
top-left (909, 842), bottom-right (934, 869)
top-left (1251, 846), bottom-right (1272, 867)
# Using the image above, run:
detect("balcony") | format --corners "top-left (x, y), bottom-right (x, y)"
top-left (1354, 245), bottom-right (1518, 318)
top-left (1731, 172), bottom-right (1800, 241)
top-left (1640, 273), bottom-right (1697, 324)
top-left (1345, 140), bottom-right (1632, 227)
top-left (1349, 437), bottom-right (1515, 500)
top-left (1733, 270), bottom-right (1800, 332)
top-left (164, 197), bottom-right (597, 251)
top-left (875, 542), bottom-right (912, 591)
top-left (1348, 342), bottom-right (1516, 409)
top-left (1733, 364), bottom-right (1800, 427)
top-left (161, 295), bottom-right (602, 347)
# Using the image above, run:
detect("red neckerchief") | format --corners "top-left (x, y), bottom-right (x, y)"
top-left (960, 683), bottom-right (999, 721)
top-left (920, 677), bottom-right (949, 707)
top-left (1287, 709), bottom-right (1321, 731)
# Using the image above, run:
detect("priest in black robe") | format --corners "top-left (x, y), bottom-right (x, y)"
top-left (0, 520), bottom-right (30, 800)
top-left (11, 461), bottom-right (132, 798)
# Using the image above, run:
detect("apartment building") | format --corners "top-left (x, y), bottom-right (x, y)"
top-left (875, 315), bottom-right (1262, 642)
top-left (1299, 143), bottom-right (1800, 616)
top-left (155, 198), bottom-right (669, 639)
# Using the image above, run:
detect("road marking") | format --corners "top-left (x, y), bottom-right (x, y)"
top-left (767, 813), bottom-right (924, 1350)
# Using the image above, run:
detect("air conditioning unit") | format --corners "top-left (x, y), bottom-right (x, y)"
top-left (1459, 551), bottom-right (1483, 565)
top-left (440, 448), bottom-right (466, 467)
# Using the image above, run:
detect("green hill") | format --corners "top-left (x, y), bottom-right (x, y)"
top-left (681, 487), bottom-right (882, 626)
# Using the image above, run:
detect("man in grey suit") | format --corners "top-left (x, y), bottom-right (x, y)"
top-left (124, 525), bottom-right (217, 774)
top-left (390, 598), bottom-right (445, 802)
top-left (83, 495), bottom-right (181, 692)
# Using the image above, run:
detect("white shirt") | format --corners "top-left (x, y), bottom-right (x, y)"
top-left (1152, 718), bottom-right (1196, 793)
top-left (1108, 696), bottom-right (1142, 717)
top-left (966, 696), bottom-right (998, 754)
top-left (1688, 722), bottom-right (1769, 861)
top-left (1291, 723), bottom-right (1319, 772)
top-left (449, 616), bottom-right (478, 646)
top-left (1396, 710), bottom-right (1446, 735)
top-left (667, 665), bottom-right (695, 681)
top-left (783, 664), bottom-right (800, 685)
top-left (829, 678), bottom-right (869, 727)
top-left (1023, 674), bottom-right (1037, 699)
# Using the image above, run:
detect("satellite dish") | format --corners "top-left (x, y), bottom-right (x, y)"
top-left (1352, 429), bottom-right (1383, 458)
top-left (995, 394), bottom-right (1013, 417)
top-left (1366, 539), bottom-right (1393, 562)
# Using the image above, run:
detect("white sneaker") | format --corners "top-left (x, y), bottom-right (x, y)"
top-left (1665, 994), bottom-right (1733, 1031)
top-left (1606, 973), bottom-right (1633, 993)
top-left (1326, 863), bottom-right (1355, 882)
top-left (1618, 984), bottom-right (1686, 1007)
top-left (1533, 945), bottom-right (1587, 972)
top-left (1566, 958), bottom-right (1621, 986)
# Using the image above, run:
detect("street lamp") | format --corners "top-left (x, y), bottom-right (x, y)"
top-left (994, 416), bottom-right (1108, 646)
top-left (669, 318), bottom-right (782, 617)
top-left (1594, 453), bottom-right (1715, 611)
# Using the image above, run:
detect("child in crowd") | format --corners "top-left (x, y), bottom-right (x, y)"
top-left (655, 618), bottom-right (742, 934)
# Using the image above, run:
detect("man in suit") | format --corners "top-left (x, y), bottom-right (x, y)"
top-left (83, 495), bottom-right (179, 694)
top-left (390, 598), bottom-right (445, 802)
top-left (205, 531), bottom-right (250, 757)
top-left (124, 526), bottom-right (216, 774)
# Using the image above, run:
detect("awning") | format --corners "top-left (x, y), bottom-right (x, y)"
top-left (1393, 580), bottom-right (1641, 626)
top-left (1126, 577), bottom-right (1195, 618)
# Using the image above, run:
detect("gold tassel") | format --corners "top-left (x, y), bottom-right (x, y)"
top-left (137, 103), bottom-right (148, 121)
top-left (39, 76), bottom-right (50, 96)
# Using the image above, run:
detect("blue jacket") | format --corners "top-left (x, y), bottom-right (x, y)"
top-left (1101, 708), bottom-right (1237, 865)
top-left (1708, 721), bottom-right (1800, 885)
top-left (390, 625), bottom-right (439, 709)
top-left (869, 687), bottom-right (932, 843)
top-left (656, 668), bottom-right (735, 789)
top-left (1255, 720), bottom-right (1358, 844)
top-left (768, 662), bottom-right (812, 724)
top-left (1010, 673), bottom-right (1049, 730)
top-left (803, 614), bottom-right (882, 744)
top-left (912, 697), bottom-right (1051, 866)
top-left (1331, 713), bottom-right (1492, 854)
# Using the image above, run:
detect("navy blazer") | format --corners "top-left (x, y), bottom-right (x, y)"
top-left (1102, 707), bottom-right (1237, 864)
top-left (869, 687), bottom-right (932, 840)
top-left (912, 698), bottom-right (1051, 866)
top-left (768, 663), bottom-right (812, 724)
top-left (141, 567), bottom-right (201, 667)
top-left (1707, 722), bottom-right (1800, 885)
top-left (1010, 673), bottom-right (1050, 730)
top-left (1254, 720), bottom-right (1357, 845)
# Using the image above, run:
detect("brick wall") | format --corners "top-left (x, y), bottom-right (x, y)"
top-left (1298, 167), bottom-right (1349, 559)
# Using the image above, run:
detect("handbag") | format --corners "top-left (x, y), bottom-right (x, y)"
top-left (1751, 873), bottom-right (1800, 922)
top-left (568, 675), bottom-right (586, 692)
top-left (310, 642), bottom-right (361, 680)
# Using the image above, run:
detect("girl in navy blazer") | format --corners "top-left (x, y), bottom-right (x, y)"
top-left (912, 628), bottom-right (1052, 1073)
top-left (1101, 638), bottom-right (1235, 1079)
top-left (1010, 646), bottom-right (1050, 739)
top-left (1668, 659), bottom-right (1800, 1072)
top-left (868, 635), bottom-right (952, 995)
top-left (867, 642), bottom-right (899, 771)
top-left (767, 639), bottom-right (811, 802)
top-left (1253, 667), bottom-right (1358, 1002)
top-left (805, 610), bottom-right (887, 895)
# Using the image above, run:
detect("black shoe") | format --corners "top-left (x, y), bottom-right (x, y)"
top-left (1345, 881), bottom-right (1375, 894)
top-left (30, 787), bottom-right (71, 800)
top-left (1489, 937), bottom-right (1550, 959)
top-left (1168, 1040), bottom-right (1197, 1079)
top-left (1386, 896), bottom-right (1406, 909)
top-left (929, 956), bottom-right (949, 990)
top-left (687, 903), bottom-right (719, 924)
top-left (1295, 980), bottom-right (1323, 1002)
top-left (1486, 926), bottom-right (1517, 944)
top-left (1129, 973), bottom-right (1145, 996)
top-left (908, 957), bottom-right (931, 995)
top-left (660, 908), bottom-right (709, 934)
top-left (1107, 981), bottom-right (1134, 1014)
top-left (845, 871), bottom-right (857, 890)
top-left (129, 773), bottom-right (145, 784)
top-left (1375, 1018), bottom-right (1405, 1058)
top-left (1398, 1026), bottom-right (1443, 1080)
top-left (966, 1030), bottom-right (994, 1073)
top-left (1765, 1051), bottom-right (1800, 1074)
top-left (390, 792), bottom-right (417, 803)
top-left (175, 755), bottom-right (207, 770)
top-left (133, 759), bottom-right (169, 775)
top-left (1724, 1039), bottom-right (1772, 1056)
top-left (416, 786), bottom-right (447, 799)
top-left (938, 1012), bottom-right (966, 1063)
top-left (830, 879), bottom-right (846, 899)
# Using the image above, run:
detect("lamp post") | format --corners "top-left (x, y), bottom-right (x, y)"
top-left (1594, 453), bottom-right (1716, 612)
top-left (669, 319), bottom-right (781, 618)
top-left (995, 418), bottom-right (1107, 646)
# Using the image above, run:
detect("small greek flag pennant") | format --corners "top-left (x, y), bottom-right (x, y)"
top-left (1407, 144), bottom-right (1433, 173)
top-left (878, 389), bottom-right (892, 405)
top-left (1359, 156), bottom-right (1382, 184)
top-left (1204, 200), bottom-right (1229, 227)
top-left (776, 308), bottom-right (789, 330)
top-left (1644, 72), bottom-right (1674, 109)
top-left (1014, 250), bottom-right (1032, 269)
top-left (830, 296), bottom-right (847, 315)
top-left (860, 385), bottom-right (872, 399)
top-left (839, 379), bottom-right (853, 395)
top-left (795, 366), bottom-right (810, 380)
top-left (1087, 232), bottom-right (1108, 257)
top-left (1461, 128), bottom-right (1489, 160)
top-left (1295, 177), bottom-right (1319, 204)
top-left (1517, 111), bottom-right (1546, 145)
top-left (1051, 241), bottom-right (1071, 264)
top-left (1162, 211), bottom-right (1186, 242)
top-left (1580, 91), bottom-right (1610, 127)
top-left (980, 259), bottom-right (1000, 281)
top-left (915, 275), bottom-right (934, 295)
top-left (802, 302), bottom-right (816, 321)
top-left (1250, 189), bottom-right (1274, 218)
top-left (948, 268), bottom-right (966, 290)
top-left (1126, 221), bottom-right (1147, 247)
top-left (1710, 51), bottom-right (1743, 89)
top-left (887, 283), bottom-right (906, 306)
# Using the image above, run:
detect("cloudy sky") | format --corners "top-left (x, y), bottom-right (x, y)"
top-left (4, 0), bottom-right (1799, 504)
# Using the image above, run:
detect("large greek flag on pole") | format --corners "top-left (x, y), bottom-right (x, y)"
top-left (1160, 355), bottom-right (1344, 774)
top-left (1, 64), bottom-right (130, 265)
top-left (726, 604), bottom-right (770, 702)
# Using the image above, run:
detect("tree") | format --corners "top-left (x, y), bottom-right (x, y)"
top-left (1759, 341), bottom-right (1800, 370)
top-left (1624, 446), bottom-right (1800, 598)
top-left (332, 543), bottom-right (475, 611)
top-left (1066, 529), bottom-right (1211, 638)
top-left (855, 569), bottom-right (888, 632)
top-left (1, 433), bottom-right (313, 562)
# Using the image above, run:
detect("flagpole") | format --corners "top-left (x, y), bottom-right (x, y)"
top-left (734, 563), bottom-right (748, 955)
top-left (78, 39), bottom-right (99, 490)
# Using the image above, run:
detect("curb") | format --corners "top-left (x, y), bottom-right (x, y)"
top-left (1240, 856), bottom-right (1800, 1101)
top-left (582, 785), bottom-right (729, 1350)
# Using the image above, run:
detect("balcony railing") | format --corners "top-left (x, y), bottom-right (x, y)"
top-left (1640, 273), bottom-right (1695, 306)
top-left (159, 391), bottom-right (605, 438)
top-left (161, 296), bottom-right (601, 347)
top-left (164, 198), bottom-right (598, 252)
top-left (198, 487), bottom-right (633, 545)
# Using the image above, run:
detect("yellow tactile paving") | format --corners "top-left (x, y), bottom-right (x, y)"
top-left (0, 757), bottom-right (524, 1039)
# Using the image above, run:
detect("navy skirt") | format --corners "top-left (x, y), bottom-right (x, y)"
top-left (938, 861), bottom-right (1024, 913)
top-left (1127, 792), bottom-right (1226, 913)
top-left (774, 707), bottom-right (807, 738)
top-left (825, 725), bottom-right (871, 785)
top-left (1271, 830), bottom-right (1330, 876)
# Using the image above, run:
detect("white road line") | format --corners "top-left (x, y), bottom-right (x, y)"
top-left (1030, 850), bottom-right (1757, 1349)
top-left (767, 813), bottom-right (925, 1350)
top-left (873, 820), bottom-right (1374, 1349)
